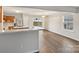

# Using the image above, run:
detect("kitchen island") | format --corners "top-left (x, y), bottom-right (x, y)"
top-left (0, 27), bottom-right (44, 53)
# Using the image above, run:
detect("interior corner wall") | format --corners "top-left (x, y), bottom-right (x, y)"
top-left (47, 12), bottom-right (79, 41)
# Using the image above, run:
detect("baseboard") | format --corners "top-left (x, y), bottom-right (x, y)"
top-left (29, 50), bottom-right (39, 53)
top-left (46, 29), bottom-right (79, 42)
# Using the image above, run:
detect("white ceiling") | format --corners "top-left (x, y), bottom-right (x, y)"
top-left (3, 6), bottom-right (60, 15)
top-left (18, 6), bottom-right (79, 13)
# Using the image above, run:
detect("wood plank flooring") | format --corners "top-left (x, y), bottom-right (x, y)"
top-left (39, 30), bottom-right (79, 53)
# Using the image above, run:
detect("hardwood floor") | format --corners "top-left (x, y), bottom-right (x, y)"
top-left (39, 30), bottom-right (79, 53)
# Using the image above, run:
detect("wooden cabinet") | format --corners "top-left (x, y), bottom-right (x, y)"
top-left (3, 16), bottom-right (15, 23)
top-left (0, 6), bottom-right (2, 22)
top-left (0, 7), bottom-right (15, 23)
top-left (3, 15), bottom-right (6, 22)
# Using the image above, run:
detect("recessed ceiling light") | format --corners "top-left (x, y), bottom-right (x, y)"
top-left (16, 10), bottom-right (20, 13)
top-left (42, 16), bottom-right (46, 18)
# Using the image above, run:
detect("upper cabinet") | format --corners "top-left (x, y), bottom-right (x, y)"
top-left (3, 16), bottom-right (15, 23)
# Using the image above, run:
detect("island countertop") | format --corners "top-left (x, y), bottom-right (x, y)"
top-left (0, 26), bottom-right (44, 33)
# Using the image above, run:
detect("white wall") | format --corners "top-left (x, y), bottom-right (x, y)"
top-left (47, 12), bottom-right (79, 41)
top-left (22, 14), bottom-right (29, 27)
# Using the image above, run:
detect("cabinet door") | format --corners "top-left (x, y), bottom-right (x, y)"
top-left (0, 6), bottom-right (2, 22)
top-left (4, 16), bottom-right (15, 23)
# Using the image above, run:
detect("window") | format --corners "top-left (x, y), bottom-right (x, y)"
top-left (33, 17), bottom-right (42, 27)
top-left (64, 15), bottom-right (73, 30)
